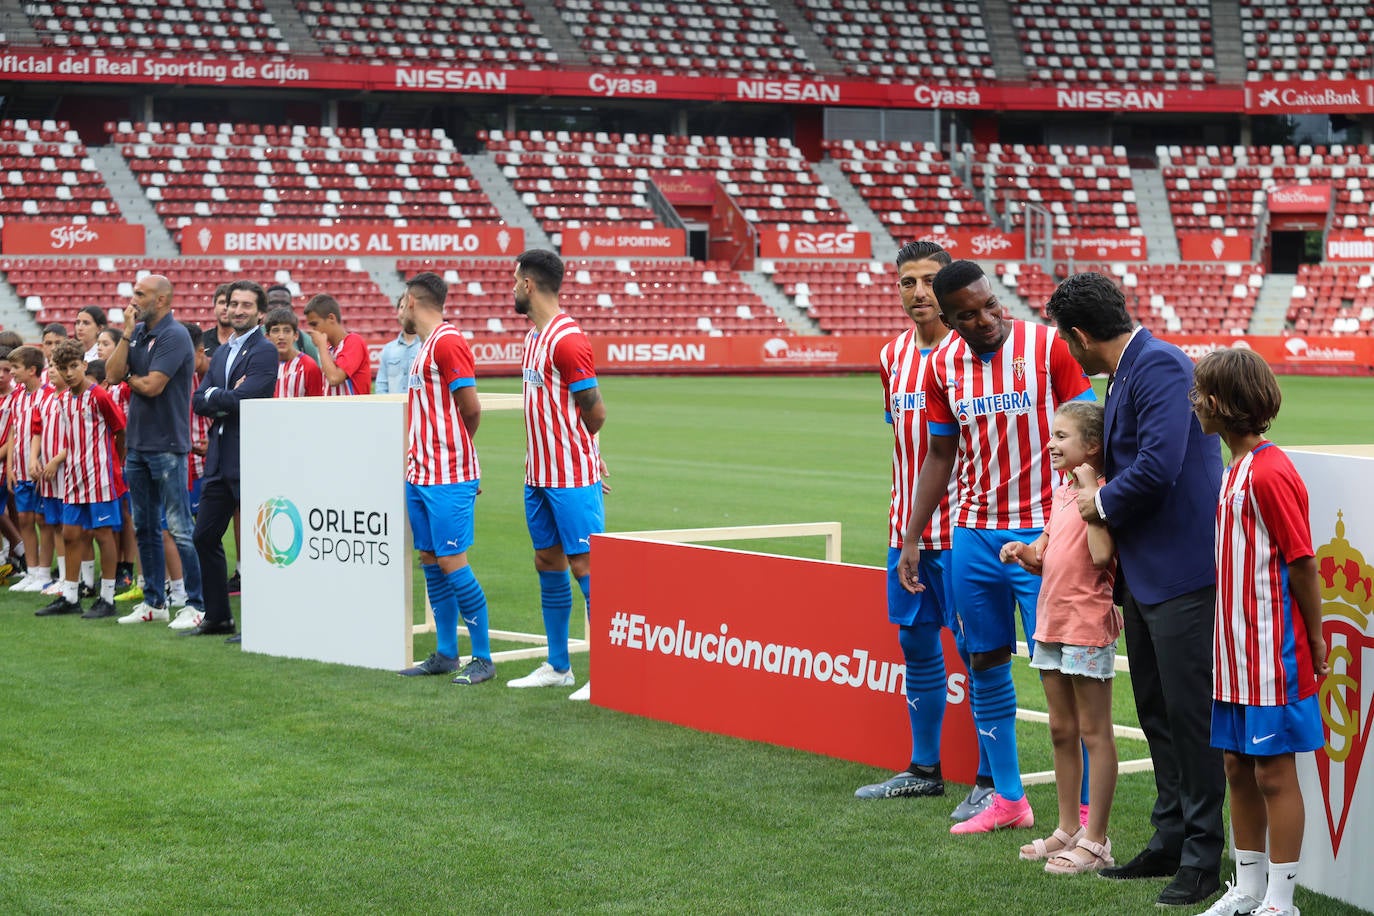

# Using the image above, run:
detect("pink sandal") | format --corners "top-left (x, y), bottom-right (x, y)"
top-left (1018, 826), bottom-right (1084, 862)
top-left (1044, 837), bottom-right (1114, 875)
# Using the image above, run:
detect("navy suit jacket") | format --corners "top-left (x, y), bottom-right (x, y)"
top-left (192, 328), bottom-right (278, 488)
top-left (1098, 329), bottom-right (1223, 605)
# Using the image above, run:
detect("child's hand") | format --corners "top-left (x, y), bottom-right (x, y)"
top-left (1071, 464), bottom-right (1099, 491)
top-left (999, 541), bottom-right (1023, 564)
top-left (1310, 634), bottom-right (1331, 677)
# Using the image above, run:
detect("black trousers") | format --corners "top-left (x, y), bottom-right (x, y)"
top-left (192, 478), bottom-right (238, 628)
top-left (1121, 582), bottom-right (1227, 872)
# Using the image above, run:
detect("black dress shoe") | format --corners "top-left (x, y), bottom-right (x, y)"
top-left (81, 599), bottom-right (119, 619)
top-left (183, 620), bottom-right (236, 636)
top-left (1098, 847), bottom-right (1181, 880)
top-left (225, 634), bottom-right (241, 645)
top-left (1156, 866), bottom-right (1220, 906)
top-left (35, 596), bottom-right (82, 616)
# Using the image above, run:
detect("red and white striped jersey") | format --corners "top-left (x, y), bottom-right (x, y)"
top-left (0, 386), bottom-right (19, 479)
top-left (923, 320), bottom-right (1091, 530)
top-left (1214, 442), bottom-right (1317, 706)
top-left (7, 384), bottom-right (43, 483)
top-left (325, 332), bottom-right (371, 397)
top-left (62, 384), bottom-right (126, 504)
top-left (35, 386), bottom-right (65, 498)
top-left (276, 353), bottom-right (324, 399)
top-left (106, 380), bottom-right (130, 419)
top-left (880, 327), bottom-right (954, 550)
top-left (522, 313), bottom-right (600, 488)
top-left (406, 323), bottom-right (479, 486)
top-left (188, 371), bottom-right (211, 484)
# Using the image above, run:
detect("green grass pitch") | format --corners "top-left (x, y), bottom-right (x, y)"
top-left (1, 374), bottom-right (1370, 914)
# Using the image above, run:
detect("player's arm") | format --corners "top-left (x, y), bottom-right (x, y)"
top-left (1000, 532), bottom-right (1049, 574)
top-left (451, 385), bottom-right (480, 437)
top-left (313, 335), bottom-right (351, 386)
top-left (895, 431), bottom-right (956, 593)
top-left (104, 311), bottom-right (136, 384)
top-left (43, 446), bottom-right (66, 481)
top-left (113, 428), bottom-right (126, 464)
top-left (573, 386), bottom-right (605, 436)
top-left (1287, 556), bottom-right (1329, 676)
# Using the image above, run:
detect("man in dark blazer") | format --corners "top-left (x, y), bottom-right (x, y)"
top-left (1045, 273), bottom-right (1226, 908)
top-left (185, 279), bottom-right (278, 639)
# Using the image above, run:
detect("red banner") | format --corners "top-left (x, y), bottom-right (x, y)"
top-left (181, 221), bottom-right (523, 257)
top-left (560, 226), bottom-right (685, 257)
top-left (759, 228), bottom-right (871, 259)
top-left (593, 534), bottom-right (977, 775)
top-left (1269, 184), bottom-right (1333, 213)
top-left (1178, 232), bottom-right (1253, 262)
top-left (654, 173), bottom-right (716, 206)
top-left (1055, 233), bottom-right (1148, 262)
top-left (1246, 79), bottom-right (1374, 114)
top-left (920, 228), bottom-right (1025, 260)
top-left (1165, 335), bottom-right (1374, 374)
top-left (1, 220), bottom-right (145, 255)
top-left (0, 49), bottom-right (1272, 113)
top-left (1325, 232), bottom-right (1374, 262)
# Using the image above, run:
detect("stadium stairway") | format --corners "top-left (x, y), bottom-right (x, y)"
top-left (742, 270), bottom-right (818, 335)
top-left (978, 0), bottom-right (1030, 83)
top-left (260, 0), bottom-right (324, 56)
top-left (1132, 167), bottom-right (1183, 263)
top-left (0, 272), bottom-right (39, 340)
top-left (524, 0), bottom-right (590, 67)
top-left (1250, 273), bottom-right (1297, 334)
top-left (813, 158), bottom-right (898, 255)
top-left (0, 0), bottom-right (41, 45)
top-left (87, 145), bottom-right (180, 259)
top-left (1209, 0), bottom-right (1249, 85)
top-left (361, 257), bottom-right (408, 309)
top-left (463, 152), bottom-right (555, 252)
top-left (768, 0), bottom-right (845, 75)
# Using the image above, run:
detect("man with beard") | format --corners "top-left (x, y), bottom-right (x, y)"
top-left (394, 271), bottom-right (494, 685)
top-left (186, 279), bottom-right (278, 640)
top-left (105, 274), bottom-right (204, 626)
top-left (505, 249), bottom-right (607, 701)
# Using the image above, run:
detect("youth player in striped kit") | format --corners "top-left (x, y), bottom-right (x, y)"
top-left (35, 339), bottom-right (127, 619)
top-left (304, 294), bottom-right (371, 396)
top-left (897, 260), bottom-right (1093, 834)
top-left (1181, 348), bottom-right (1327, 916)
top-left (854, 241), bottom-right (996, 820)
top-left (395, 271), bottom-right (494, 686)
top-left (35, 353), bottom-right (69, 596)
top-left (506, 249), bottom-right (607, 700)
top-left (264, 308), bottom-right (324, 398)
top-left (7, 347), bottom-right (51, 592)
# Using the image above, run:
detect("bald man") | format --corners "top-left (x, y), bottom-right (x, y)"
top-left (105, 274), bottom-right (204, 625)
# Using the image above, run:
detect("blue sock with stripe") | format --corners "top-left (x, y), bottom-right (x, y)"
top-left (969, 661), bottom-right (1024, 801)
top-left (447, 564), bottom-right (490, 660)
top-left (576, 573), bottom-right (591, 616)
top-left (540, 569), bottom-right (572, 672)
top-left (955, 636), bottom-right (993, 781)
top-left (1080, 742), bottom-right (1091, 805)
top-left (898, 623), bottom-right (946, 768)
top-left (422, 563), bottom-right (459, 660)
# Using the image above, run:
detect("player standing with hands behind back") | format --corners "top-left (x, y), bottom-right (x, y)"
top-left (1174, 349), bottom-right (1326, 916)
top-left (506, 249), bottom-right (607, 701)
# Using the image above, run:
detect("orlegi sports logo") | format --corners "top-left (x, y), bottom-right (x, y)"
top-left (255, 497), bottom-right (304, 567)
top-left (255, 496), bottom-right (393, 567)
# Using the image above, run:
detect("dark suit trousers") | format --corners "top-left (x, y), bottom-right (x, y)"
top-left (1121, 582), bottom-right (1226, 871)
top-left (193, 479), bottom-right (238, 628)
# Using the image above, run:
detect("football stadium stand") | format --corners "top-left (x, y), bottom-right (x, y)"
top-left (797, 0), bottom-right (996, 83)
top-left (0, 120), bottom-right (120, 224)
top-left (298, 0), bottom-right (558, 65)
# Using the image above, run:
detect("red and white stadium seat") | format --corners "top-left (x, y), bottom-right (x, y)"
top-left (1241, 0), bottom-right (1373, 79)
top-left (766, 260), bottom-right (904, 336)
top-left (797, 0), bottom-right (996, 83)
top-left (297, 0), bottom-right (558, 65)
top-left (1288, 264), bottom-right (1374, 335)
top-left (0, 119), bottom-right (121, 227)
top-left (25, 0), bottom-right (290, 55)
top-left (972, 144), bottom-right (1142, 235)
top-left (824, 139), bottom-right (994, 236)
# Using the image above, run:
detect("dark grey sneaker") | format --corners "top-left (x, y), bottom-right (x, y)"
top-left (398, 652), bottom-right (459, 677)
top-left (855, 771), bottom-right (945, 799)
top-left (450, 657), bottom-right (495, 686)
top-left (35, 596), bottom-right (82, 616)
top-left (950, 784), bottom-right (996, 821)
top-left (81, 599), bottom-right (118, 619)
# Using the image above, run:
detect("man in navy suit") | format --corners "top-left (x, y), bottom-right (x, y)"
top-left (1045, 273), bottom-right (1225, 907)
top-left (185, 279), bottom-right (278, 639)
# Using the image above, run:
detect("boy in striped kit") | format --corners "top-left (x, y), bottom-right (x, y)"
top-left (7, 346), bottom-right (51, 592)
top-left (304, 294), bottom-right (371, 396)
top-left (35, 353), bottom-right (69, 595)
top-left (897, 260), bottom-right (1094, 834)
top-left (856, 240), bottom-right (996, 820)
top-left (264, 308), bottom-right (323, 398)
top-left (1187, 348), bottom-right (1327, 916)
top-left (395, 271), bottom-right (494, 685)
top-left (507, 249), bottom-right (607, 700)
top-left (35, 339), bottom-right (127, 619)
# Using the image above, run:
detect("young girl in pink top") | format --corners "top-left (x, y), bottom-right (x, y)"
top-left (1000, 400), bottom-right (1120, 874)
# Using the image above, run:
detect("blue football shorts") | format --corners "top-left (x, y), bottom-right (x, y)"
top-left (1211, 695), bottom-right (1324, 756)
top-left (950, 526), bottom-right (1042, 656)
top-left (406, 479), bottom-right (479, 557)
top-left (525, 483), bottom-right (605, 556)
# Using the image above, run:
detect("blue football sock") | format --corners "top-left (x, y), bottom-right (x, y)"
top-left (576, 573), bottom-right (591, 616)
top-left (422, 563), bottom-right (459, 660)
top-left (1080, 741), bottom-right (1091, 806)
top-left (898, 623), bottom-right (946, 768)
top-left (969, 661), bottom-right (1024, 802)
top-left (955, 637), bottom-right (993, 780)
top-left (447, 564), bottom-right (490, 661)
top-left (539, 569), bottom-right (572, 671)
